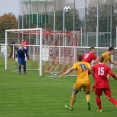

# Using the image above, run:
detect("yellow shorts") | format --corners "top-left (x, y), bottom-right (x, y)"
top-left (73, 82), bottom-right (91, 93)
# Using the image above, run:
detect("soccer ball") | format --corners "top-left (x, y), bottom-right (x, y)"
top-left (64, 6), bottom-right (71, 13)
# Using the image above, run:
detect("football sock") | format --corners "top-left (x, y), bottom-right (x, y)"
top-left (96, 97), bottom-right (102, 110)
top-left (109, 97), bottom-right (117, 106)
top-left (70, 96), bottom-right (76, 108)
top-left (86, 94), bottom-right (90, 102)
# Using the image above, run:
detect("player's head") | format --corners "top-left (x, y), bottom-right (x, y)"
top-left (22, 38), bottom-right (26, 41)
top-left (108, 47), bottom-right (115, 54)
top-left (90, 47), bottom-right (95, 53)
top-left (98, 55), bottom-right (104, 63)
top-left (21, 45), bottom-right (24, 50)
top-left (77, 54), bottom-right (82, 61)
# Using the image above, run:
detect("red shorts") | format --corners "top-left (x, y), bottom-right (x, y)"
top-left (95, 88), bottom-right (111, 97)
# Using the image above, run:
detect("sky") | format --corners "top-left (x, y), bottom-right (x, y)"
top-left (0, 0), bottom-right (90, 17)
top-left (0, 0), bottom-right (19, 17)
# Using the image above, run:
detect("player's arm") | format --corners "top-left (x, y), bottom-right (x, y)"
top-left (17, 49), bottom-right (19, 56)
top-left (109, 59), bottom-right (117, 65)
top-left (90, 67), bottom-right (96, 92)
top-left (25, 50), bottom-right (28, 57)
top-left (59, 67), bottom-right (74, 79)
top-left (15, 50), bottom-right (19, 62)
top-left (108, 67), bottom-right (117, 80)
top-left (92, 58), bottom-right (98, 64)
top-left (90, 68), bottom-right (94, 75)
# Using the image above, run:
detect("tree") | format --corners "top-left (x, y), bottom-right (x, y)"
top-left (86, 0), bottom-right (117, 46)
top-left (87, 0), bottom-right (117, 32)
top-left (0, 13), bottom-right (18, 37)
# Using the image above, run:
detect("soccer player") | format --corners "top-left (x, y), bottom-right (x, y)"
top-left (102, 47), bottom-right (116, 65)
top-left (82, 47), bottom-right (97, 91)
top-left (82, 47), bottom-right (97, 64)
top-left (91, 55), bottom-right (117, 112)
top-left (92, 47), bottom-right (117, 90)
top-left (59, 54), bottom-right (91, 111)
top-left (94, 47), bottom-right (117, 65)
top-left (8, 38), bottom-right (15, 58)
top-left (20, 38), bottom-right (29, 50)
top-left (16, 45), bottom-right (28, 75)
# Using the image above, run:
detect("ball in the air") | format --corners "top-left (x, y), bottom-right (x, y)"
top-left (64, 6), bottom-right (71, 13)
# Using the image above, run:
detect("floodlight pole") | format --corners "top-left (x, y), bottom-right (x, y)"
top-left (80, 27), bottom-right (82, 46)
top-left (84, 0), bottom-right (87, 46)
top-left (96, 0), bottom-right (99, 56)
top-left (63, 7), bottom-right (65, 46)
top-left (39, 28), bottom-right (42, 76)
top-left (116, 26), bottom-right (117, 48)
top-left (110, 0), bottom-right (113, 47)
top-left (73, 0), bottom-right (75, 32)
top-left (5, 30), bottom-right (7, 70)
top-left (53, 0), bottom-right (56, 45)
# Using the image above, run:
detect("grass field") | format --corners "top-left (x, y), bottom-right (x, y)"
top-left (0, 57), bottom-right (117, 117)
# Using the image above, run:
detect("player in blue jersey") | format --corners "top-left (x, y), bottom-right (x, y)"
top-left (16, 45), bottom-right (28, 75)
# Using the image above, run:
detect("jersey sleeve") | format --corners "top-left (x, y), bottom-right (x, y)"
top-left (93, 54), bottom-right (97, 60)
top-left (87, 63), bottom-right (91, 70)
top-left (25, 49), bottom-right (28, 57)
top-left (72, 63), bottom-right (77, 70)
top-left (17, 49), bottom-right (19, 54)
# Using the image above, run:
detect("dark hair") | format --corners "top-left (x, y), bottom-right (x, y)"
top-left (108, 47), bottom-right (114, 51)
top-left (90, 47), bottom-right (95, 51)
top-left (98, 55), bottom-right (104, 63)
top-left (77, 54), bottom-right (82, 61)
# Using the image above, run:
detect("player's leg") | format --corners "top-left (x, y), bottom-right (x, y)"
top-left (18, 58), bottom-right (22, 75)
top-left (84, 82), bottom-right (91, 110)
top-left (65, 90), bottom-right (76, 110)
top-left (65, 82), bottom-right (81, 110)
top-left (70, 89), bottom-right (77, 108)
top-left (104, 88), bottom-right (117, 107)
top-left (22, 59), bottom-right (26, 74)
top-left (95, 88), bottom-right (102, 112)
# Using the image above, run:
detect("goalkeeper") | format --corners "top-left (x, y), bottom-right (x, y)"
top-left (16, 45), bottom-right (28, 75)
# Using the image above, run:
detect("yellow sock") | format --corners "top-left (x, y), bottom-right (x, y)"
top-left (70, 96), bottom-right (76, 108)
top-left (86, 94), bottom-right (90, 103)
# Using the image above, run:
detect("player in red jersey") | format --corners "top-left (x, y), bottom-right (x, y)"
top-left (82, 47), bottom-right (97, 64)
top-left (20, 38), bottom-right (29, 59)
top-left (91, 55), bottom-right (117, 112)
top-left (20, 38), bottom-right (29, 50)
top-left (83, 47), bottom-right (97, 91)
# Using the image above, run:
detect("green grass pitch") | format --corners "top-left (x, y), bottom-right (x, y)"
top-left (0, 57), bottom-right (117, 117)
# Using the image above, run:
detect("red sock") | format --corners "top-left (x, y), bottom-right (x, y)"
top-left (109, 97), bottom-right (117, 106)
top-left (96, 97), bottom-right (102, 110)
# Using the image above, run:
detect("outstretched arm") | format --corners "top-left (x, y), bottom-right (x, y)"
top-left (92, 58), bottom-right (98, 65)
top-left (109, 60), bottom-right (117, 65)
top-left (59, 68), bottom-right (74, 79)
top-left (108, 68), bottom-right (117, 80)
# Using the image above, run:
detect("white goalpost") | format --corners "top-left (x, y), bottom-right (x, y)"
top-left (5, 28), bottom-right (43, 76)
top-left (4, 28), bottom-right (117, 77)
top-left (5, 28), bottom-right (85, 77)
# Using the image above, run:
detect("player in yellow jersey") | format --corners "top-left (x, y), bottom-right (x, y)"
top-left (59, 54), bottom-right (91, 111)
top-left (95, 47), bottom-right (117, 65)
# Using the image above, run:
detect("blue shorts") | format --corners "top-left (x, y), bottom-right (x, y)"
top-left (18, 58), bottom-right (26, 65)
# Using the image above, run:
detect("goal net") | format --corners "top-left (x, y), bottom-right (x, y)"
top-left (5, 28), bottom-right (82, 76)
